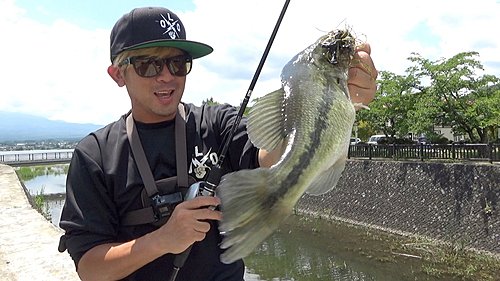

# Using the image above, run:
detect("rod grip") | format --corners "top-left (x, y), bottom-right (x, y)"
top-left (173, 245), bottom-right (193, 268)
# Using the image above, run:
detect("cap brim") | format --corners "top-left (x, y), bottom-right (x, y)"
top-left (130, 40), bottom-right (213, 59)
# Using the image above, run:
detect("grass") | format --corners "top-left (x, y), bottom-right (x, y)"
top-left (16, 165), bottom-right (69, 181)
top-left (15, 165), bottom-right (68, 221)
top-left (390, 237), bottom-right (500, 280)
top-left (33, 186), bottom-right (52, 221)
top-left (296, 213), bottom-right (500, 280)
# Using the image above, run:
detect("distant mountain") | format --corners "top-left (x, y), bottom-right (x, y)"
top-left (0, 111), bottom-right (104, 141)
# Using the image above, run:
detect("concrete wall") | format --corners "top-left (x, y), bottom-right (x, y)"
top-left (296, 160), bottom-right (500, 255)
top-left (0, 164), bottom-right (79, 280)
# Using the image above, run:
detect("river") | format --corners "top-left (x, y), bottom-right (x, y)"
top-left (21, 165), bottom-right (450, 280)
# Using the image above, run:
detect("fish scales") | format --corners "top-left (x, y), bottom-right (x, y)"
top-left (217, 29), bottom-right (358, 264)
top-left (268, 87), bottom-right (338, 202)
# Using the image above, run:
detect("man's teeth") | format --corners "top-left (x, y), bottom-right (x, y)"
top-left (157, 91), bottom-right (172, 98)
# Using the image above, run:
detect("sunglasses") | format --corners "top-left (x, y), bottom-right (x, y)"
top-left (119, 54), bottom-right (193, 78)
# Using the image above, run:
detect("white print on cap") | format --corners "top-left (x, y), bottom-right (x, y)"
top-left (157, 13), bottom-right (181, 39)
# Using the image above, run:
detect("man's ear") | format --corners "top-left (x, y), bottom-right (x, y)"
top-left (108, 65), bottom-right (126, 87)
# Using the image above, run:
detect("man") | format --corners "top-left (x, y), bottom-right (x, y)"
top-left (58, 7), bottom-right (377, 281)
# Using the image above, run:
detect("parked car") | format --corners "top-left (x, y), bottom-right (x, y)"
top-left (418, 137), bottom-right (429, 145)
top-left (367, 135), bottom-right (388, 145)
top-left (350, 137), bottom-right (361, 145)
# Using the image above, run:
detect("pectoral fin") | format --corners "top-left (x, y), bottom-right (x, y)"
top-left (247, 88), bottom-right (287, 151)
top-left (306, 155), bottom-right (347, 195)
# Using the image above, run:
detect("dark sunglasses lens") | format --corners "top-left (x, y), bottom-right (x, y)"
top-left (133, 57), bottom-right (163, 77)
top-left (131, 56), bottom-right (192, 77)
top-left (168, 56), bottom-right (192, 76)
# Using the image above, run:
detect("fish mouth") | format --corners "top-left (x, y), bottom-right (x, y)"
top-left (321, 30), bottom-right (356, 65)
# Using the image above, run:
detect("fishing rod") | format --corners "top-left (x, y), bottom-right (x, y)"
top-left (168, 0), bottom-right (291, 280)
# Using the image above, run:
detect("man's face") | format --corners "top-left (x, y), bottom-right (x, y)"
top-left (117, 47), bottom-right (187, 123)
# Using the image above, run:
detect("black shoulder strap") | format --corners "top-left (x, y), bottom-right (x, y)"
top-left (126, 113), bottom-right (158, 197)
top-left (175, 104), bottom-right (188, 188)
top-left (122, 104), bottom-right (188, 226)
top-left (125, 103), bottom-right (188, 197)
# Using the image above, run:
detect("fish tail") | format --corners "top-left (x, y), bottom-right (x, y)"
top-left (217, 168), bottom-right (291, 264)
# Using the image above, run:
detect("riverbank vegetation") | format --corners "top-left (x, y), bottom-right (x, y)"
top-left (305, 215), bottom-right (500, 280)
top-left (15, 164), bottom-right (69, 181)
top-left (15, 165), bottom-right (68, 220)
top-left (32, 186), bottom-right (52, 221)
top-left (396, 239), bottom-right (500, 280)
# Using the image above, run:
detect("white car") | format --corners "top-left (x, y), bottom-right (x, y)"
top-left (367, 135), bottom-right (388, 145)
top-left (350, 137), bottom-right (361, 145)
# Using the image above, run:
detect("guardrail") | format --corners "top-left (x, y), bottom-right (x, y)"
top-left (348, 143), bottom-right (500, 163)
top-left (0, 150), bottom-right (73, 165)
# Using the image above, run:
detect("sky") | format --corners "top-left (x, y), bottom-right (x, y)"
top-left (1, 0), bottom-right (499, 125)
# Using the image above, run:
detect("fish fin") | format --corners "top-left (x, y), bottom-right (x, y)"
top-left (306, 156), bottom-right (347, 195)
top-left (247, 88), bottom-right (287, 151)
top-left (217, 168), bottom-right (291, 264)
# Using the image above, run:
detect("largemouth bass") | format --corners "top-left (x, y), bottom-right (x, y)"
top-left (217, 29), bottom-right (358, 264)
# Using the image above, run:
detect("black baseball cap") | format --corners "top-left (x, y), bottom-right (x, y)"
top-left (110, 7), bottom-right (213, 62)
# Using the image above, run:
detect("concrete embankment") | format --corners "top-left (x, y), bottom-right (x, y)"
top-left (0, 164), bottom-right (78, 280)
top-left (297, 159), bottom-right (500, 256)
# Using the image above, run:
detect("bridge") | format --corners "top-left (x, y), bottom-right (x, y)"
top-left (0, 149), bottom-right (73, 166)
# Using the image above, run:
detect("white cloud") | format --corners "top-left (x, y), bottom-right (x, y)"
top-left (1, 0), bottom-right (499, 125)
top-left (0, 0), bottom-right (129, 125)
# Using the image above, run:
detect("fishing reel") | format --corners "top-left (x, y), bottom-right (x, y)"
top-left (184, 166), bottom-right (222, 208)
top-left (151, 192), bottom-right (183, 221)
top-left (185, 181), bottom-right (216, 201)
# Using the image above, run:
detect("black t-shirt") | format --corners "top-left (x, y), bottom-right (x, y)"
top-left (58, 103), bottom-right (260, 281)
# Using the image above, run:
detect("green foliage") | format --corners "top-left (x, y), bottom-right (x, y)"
top-left (33, 186), bottom-right (52, 221)
top-left (408, 52), bottom-right (500, 143)
top-left (202, 97), bottom-right (257, 116)
top-left (16, 166), bottom-right (49, 181)
top-left (202, 97), bottom-right (221, 105)
top-left (357, 52), bottom-right (500, 143)
top-left (16, 165), bottom-right (69, 182)
top-left (357, 70), bottom-right (420, 139)
top-left (353, 120), bottom-right (376, 141)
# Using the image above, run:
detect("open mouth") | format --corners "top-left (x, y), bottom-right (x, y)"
top-left (155, 90), bottom-right (173, 98)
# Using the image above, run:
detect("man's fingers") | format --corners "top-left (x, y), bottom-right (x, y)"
top-left (181, 195), bottom-right (221, 210)
top-left (355, 42), bottom-right (372, 55)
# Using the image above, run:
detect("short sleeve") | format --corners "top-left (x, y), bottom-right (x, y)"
top-left (58, 135), bottom-right (120, 267)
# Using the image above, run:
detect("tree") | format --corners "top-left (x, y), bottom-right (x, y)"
top-left (408, 52), bottom-right (500, 143)
top-left (356, 70), bottom-right (420, 140)
top-left (202, 97), bottom-right (220, 105)
top-left (352, 120), bottom-right (376, 141)
top-left (201, 97), bottom-right (256, 116)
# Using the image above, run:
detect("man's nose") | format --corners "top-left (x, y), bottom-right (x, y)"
top-left (156, 65), bottom-right (175, 82)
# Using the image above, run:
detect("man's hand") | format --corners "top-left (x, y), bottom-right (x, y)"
top-left (155, 196), bottom-right (222, 254)
top-left (348, 43), bottom-right (378, 110)
top-left (77, 196), bottom-right (222, 280)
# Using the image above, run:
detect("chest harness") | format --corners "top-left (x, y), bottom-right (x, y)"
top-left (122, 104), bottom-right (196, 226)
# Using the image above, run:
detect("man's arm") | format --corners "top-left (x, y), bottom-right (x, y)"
top-left (77, 196), bottom-right (222, 281)
top-left (258, 142), bottom-right (283, 168)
